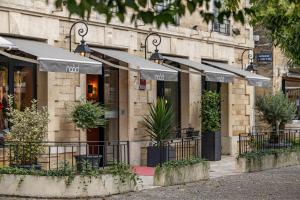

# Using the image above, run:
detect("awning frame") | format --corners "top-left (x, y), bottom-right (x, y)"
top-left (164, 56), bottom-right (236, 83)
top-left (91, 48), bottom-right (178, 81)
top-left (1, 36), bottom-right (102, 75)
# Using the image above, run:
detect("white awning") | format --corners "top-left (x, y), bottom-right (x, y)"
top-left (202, 61), bottom-right (271, 87)
top-left (1, 36), bottom-right (102, 74)
top-left (164, 56), bottom-right (236, 83)
top-left (0, 37), bottom-right (17, 49)
top-left (92, 48), bottom-right (178, 81)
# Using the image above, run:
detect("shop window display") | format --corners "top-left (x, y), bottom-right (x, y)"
top-left (0, 65), bottom-right (8, 131)
top-left (0, 63), bottom-right (35, 132)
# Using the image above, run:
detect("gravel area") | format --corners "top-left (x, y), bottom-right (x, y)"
top-left (107, 165), bottom-right (300, 200)
top-left (1, 165), bottom-right (300, 200)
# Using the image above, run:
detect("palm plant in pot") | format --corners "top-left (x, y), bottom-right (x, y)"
top-left (70, 99), bottom-right (106, 170)
top-left (7, 96), bottom-right (49, 170)
top-left (256, 93), bottom-right (296, 146)
top-left (142, 98), bottom-right (175, 167)
top-left (200, 91), bottom-right (221, 161)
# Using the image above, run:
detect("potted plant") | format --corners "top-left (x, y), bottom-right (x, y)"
top-left (70, 99), bottom-right (106, 170)
top-left (7, 96), bottom-right (49, 170)
top-left (200, 91), bottom-right (221, 161)
top-left (142, 98), bottom-right (175, 167)
top-left (256, 92), bottom-right (296, 145)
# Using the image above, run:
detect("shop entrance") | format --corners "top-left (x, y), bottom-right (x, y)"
top-left (157, 78), bottom-right (181, 130)
top-left (86, 66), bottom-right (119, 154)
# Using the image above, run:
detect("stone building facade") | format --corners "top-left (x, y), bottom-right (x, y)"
top-left (0, 0), bottom-right (259, 163)
top-left (253, 25), bottom-right (300, 130)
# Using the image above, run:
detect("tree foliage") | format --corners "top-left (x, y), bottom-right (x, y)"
top-left (54, 0), bottom-right (252, 27)
top-left (201, 91), bottom-right (220, 133)
top-left (142, 98), bottom-right (174, 144)
top-left (255, 93), bottom-right (296, 131)
top-left (250, 0), bottom-right (300, 66)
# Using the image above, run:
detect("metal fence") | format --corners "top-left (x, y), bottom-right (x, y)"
top-left (160, 137), bottom-right (201, 162)
top-left (0, 137), bottom-right (201, 171)
top-left (238, 129), bottom-right (300, 155)
top-left (0, 141), bottom-right (130, 171)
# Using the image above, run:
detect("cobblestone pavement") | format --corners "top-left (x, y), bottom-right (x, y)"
top-left (107, 165), bottom-right (300, 200)
top-left (1, 165), bottom-right (300, 200)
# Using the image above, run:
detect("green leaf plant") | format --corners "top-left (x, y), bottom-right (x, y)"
top-left (70, 99), bottom-right (106, 130)
top-left (256, 92), bottom-right (296, 143)
top-left (200, 91), bottom-right (221, 133)
top-left (142, 98), bottom-right (174, 145)
top-left (6, 95), bottom-right (49, 166)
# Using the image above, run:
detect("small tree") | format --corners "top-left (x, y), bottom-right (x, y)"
top-left (142, 98), bottom-right (174, 145)
top-left (201, 91), bottom-right (221, 133)
top-left (7, 96), bottom-right (49, 165)
top-left (70, 99), bottom-right (106, 132)
top-left (256, 93), bottom-right (296, 141)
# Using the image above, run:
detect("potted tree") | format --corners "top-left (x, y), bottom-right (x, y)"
top-left (7, 96), bottom-right (49, 170)
top-left (70, 100), bottom-right (106, 170)
top-left (142, 98), bottom-right (175, 167)
top-left (256, 92), bottom-right (296, 145)
top-left (200, 91), bottom-right (221, 161)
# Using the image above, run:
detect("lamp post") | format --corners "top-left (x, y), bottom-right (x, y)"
top-left (68, 20), bottom-right (91, 57)
top-left (143, 32), bottom-right (164, 63)
top-left (241, 49), bottom-right (257, 73)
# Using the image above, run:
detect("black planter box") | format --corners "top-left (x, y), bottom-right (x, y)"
top-left (147, 146), bottom-right (175, 167)
top-left (74, 155), bottom-right (102, 171)
top-left (201, 131), bottom-right (221, 161)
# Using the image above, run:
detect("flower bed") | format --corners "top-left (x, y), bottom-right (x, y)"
top-left (154, 158), bottom-right (209, 186)
top-left (0, 163), bottom-right (138, 198)
top-left (236, 148), bottom-right (300, 173)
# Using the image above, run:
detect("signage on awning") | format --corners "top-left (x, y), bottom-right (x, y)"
top-left (1, 36), bottom-right (102, 74)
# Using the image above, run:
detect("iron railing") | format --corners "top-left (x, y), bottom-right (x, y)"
top-left (160, 136), bottom-right (201, 162)
top-left (0, 137), bottom-right (202, 171)
top-left (0, 141), bottom-right (130, 171)
top-left (238, 129), bottom-right (300, 155)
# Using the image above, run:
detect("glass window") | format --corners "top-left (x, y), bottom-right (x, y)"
top-left (157, 80), bottom-right (180, 129)
top-left (0, 64), bottom-right (8, 131)
top-left (285, 80), bottom-right (300, 120)
top-left (104, 67), bottom-right (119, 141)
top-left (14, 66), bottom-right (35, 110)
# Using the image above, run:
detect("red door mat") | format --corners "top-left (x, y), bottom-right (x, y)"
top-left (132, 166), bottom-right (155, 176)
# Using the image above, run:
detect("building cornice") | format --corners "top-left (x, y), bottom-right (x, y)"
top-left (0, 5), bottom-right (253, 50)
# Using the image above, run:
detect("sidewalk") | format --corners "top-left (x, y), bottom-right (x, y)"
top-left (209, 155), bottom-right (241, 178)
top-left (133, 156), bottom-right (240, 190)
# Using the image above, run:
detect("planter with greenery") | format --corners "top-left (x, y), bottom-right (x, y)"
top-left (142, 98), bottom-right (175, 167)
top-left (0, 162), bottom-right (138, 198)
top-left (236, 146), bottom-right (300, 173)
top-left (154, 157), bottom-right (209, 186)
top-left (6, 96), bottom-right (49, 170)
top-left (256, 93), bottom-right (296, 145)
top-left (70, 100), bottom-right (106, 170)
top-left (200, 91), bottom-right (221, 161)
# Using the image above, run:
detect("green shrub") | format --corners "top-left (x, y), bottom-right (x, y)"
top-left (200, 91), bottom-right (220, 133)
top-left (7, 96), bottom-right (49, 165)
top-left (142, 98), bottom-right (174, 144)
top-left (71, 100), bottom-right (106, 130)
